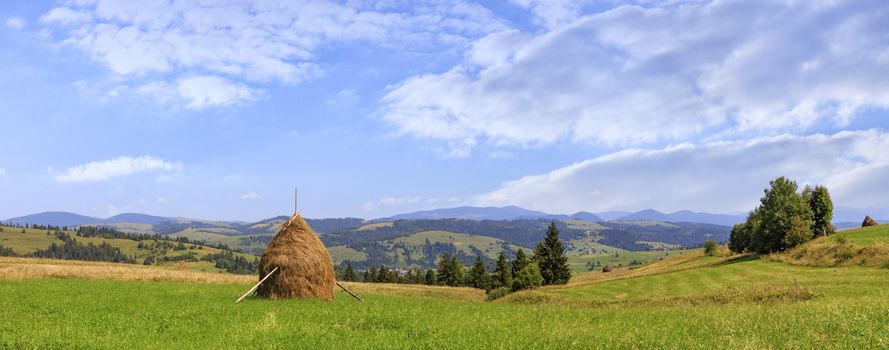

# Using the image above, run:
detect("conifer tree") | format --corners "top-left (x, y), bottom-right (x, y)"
top-left (511, 248), bottom-right (529, 276)
top-left (493, 251), bottom-right (512, 288)
top-left (533, 222), bottom-right (571, 285)
top-left (424, 269), bottom-right (436, 285)
top-left (467, 255), bottom-right (490, 289)
top-left (343, 262), bottom-right (356, 281)
top-left (366, 266), bottom-right (378, 282)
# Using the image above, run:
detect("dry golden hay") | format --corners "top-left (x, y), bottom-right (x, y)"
top-left (257, 213), bottom-right (335, 300)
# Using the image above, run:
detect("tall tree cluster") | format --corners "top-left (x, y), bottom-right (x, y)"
top-left (533, 222), bottom-right (572, 285)
top-left (729, 177), bottom-right (835, 254)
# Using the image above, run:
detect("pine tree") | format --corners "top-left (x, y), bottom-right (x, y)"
top-left (366, 266), bottom-right (378, 282)
top-left (377, 265), bottom-right (391, 283)
top-left (533, 222), bottom-right (571, 285)
top-left (436, 253), bottom-right (452, 285)
top-left (493, 251), bottom-right (512, 288)
top-left (344, 262), bottom-right (356, 281)
top-left (424, 269), bottom-right (436, 285)
top-left (467, 255), bottom-right (490, 290)
top-left (511, 248), bottom-right (529, 277)
top-left (450, 255), bottom-right (465, 286)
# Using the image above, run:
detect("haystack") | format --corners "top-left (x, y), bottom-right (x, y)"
top-left (257, 213), bottom-right (335, 300)
top-left (862, 216), bottom-right (878, 227)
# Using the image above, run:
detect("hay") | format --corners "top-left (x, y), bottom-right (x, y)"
top-left (862, 216), bottom-right (878, 227)
top-left (257, 213), bottom-right (335, 300)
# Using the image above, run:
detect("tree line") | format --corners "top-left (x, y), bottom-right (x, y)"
top-left (339, 222), bottom-right (572, 299)
top-left (729, 176), bottom-right (834, 254)
top-left (31, 232), bottom-right (135, 263)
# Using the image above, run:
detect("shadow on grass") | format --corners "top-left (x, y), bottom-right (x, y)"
top-left (708, 255), bottom-right (760, 268)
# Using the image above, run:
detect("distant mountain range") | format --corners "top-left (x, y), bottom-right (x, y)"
top-left (5, 205), bottom-right (886, 229)
top-left (385, 205), bottom-right (604, 222)
top-left (384, 206), bottom-right (746, 226)
top-left (3, 211), bottom-right (172, 227)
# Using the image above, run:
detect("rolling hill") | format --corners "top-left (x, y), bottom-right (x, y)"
top-left (2, 224), bottom-right (888, 348)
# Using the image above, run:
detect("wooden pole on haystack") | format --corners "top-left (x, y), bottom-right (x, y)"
top-left (336, 281), bottom-right (364, 302)
top-left (235, 267), bottom-right (279, 303)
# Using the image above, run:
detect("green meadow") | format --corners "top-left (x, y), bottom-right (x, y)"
top-left (2, 225), bottom-right (889, 349)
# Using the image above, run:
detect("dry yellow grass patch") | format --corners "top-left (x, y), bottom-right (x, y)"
top-left (0, 257), bottom-right (252, 284)
top-left (767, 238), bottom-right (889, 267)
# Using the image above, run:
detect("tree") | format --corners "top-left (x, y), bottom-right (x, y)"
top-left (512, 263), bottom-right (543, 291)
top-left (377, 265), bottom-right (393, 283)
top-left (728, 221), bottom-right (751, 253)
top-left (783, 215), bottom-right (813, 248)
top-left (467, 255), bottom-right (490, 290)
top-left (750, 177), bottom-right (814, 254)
top-left (143, 255), bottom-right (155, 265)
top-left (492, 251), bottom-right (512, 289)
top-left (703, 240), bottom-right (717, 256)
top-left (511, 249), bottom-right (529, 276)
top-left (343, 262), bottom-right (356, 281)
top-left (809, 185), bottom-right (834, 236)
top-left (533, 222), bottom-right (571, 285)
top-left (424, 269), bottom-right (436, 285)
top-left (365, 266), bottom-right (378, 283)
top-left (436, 253), bottom-right (464, 286)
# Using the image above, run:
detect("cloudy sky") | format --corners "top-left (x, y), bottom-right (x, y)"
top-left (1, 0), bottom-right (888, 221)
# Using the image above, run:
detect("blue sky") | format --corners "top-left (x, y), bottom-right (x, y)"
top-left (1, 0), bottom-right (888, 221)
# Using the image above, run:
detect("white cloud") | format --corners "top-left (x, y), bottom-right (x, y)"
top-left (55, 155), bottom-right (182, 183)
top-left (383, 1), bottom-right (889, 154)
top-left (510, 0), bottom-right (594, 28)
top-left (476, 130), bottom-right (889, 214)
top-left (240, 192), bottom-right (264, 200)
top-left (40, 7), bottom-right (91, 25)
top-left (40, 0), bottom-right (505, 109)
top-left (6, 17), bottom-right (24, 29)
top-left (177, 75), bottom-right (257, 109)
top-left (0, 168), bottom-right (6, 176)
top-left (156, 197), bottom-right (168, 204)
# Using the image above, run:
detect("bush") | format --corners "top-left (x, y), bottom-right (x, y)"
top-left (512, 263), bottom-right (543, 292)
top-left (485, 287), bottom-right (512, 301)
top-left (703, 240), bottom-right (718, 256)
top-left (602, 265), bottom-right (612, 273)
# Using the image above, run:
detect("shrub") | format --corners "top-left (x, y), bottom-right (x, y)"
top-left (512, 263), bottom-right (543, 292)
top-left (602, 265), bottom-right (612, 273)
top-left (485, 287), bottom-right (512, 301)
top-left (703, 240), bottom-right (718, 256)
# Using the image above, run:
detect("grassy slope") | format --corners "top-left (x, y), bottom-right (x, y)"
top-left (327, 245), bottom-right (368, 263)
top-left (828, 224), bottom-right (889, 245)
top-left (0, 226), bottom-right (253, 272)
top-left (566, 249), bottom-right (692, 272)
top-left (388, 230), bottom-right (527, 261)
top-left (2, 248), bottom-right (888, 348)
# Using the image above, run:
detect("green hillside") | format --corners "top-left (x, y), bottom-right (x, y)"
top-left (0, 225), bottom-right (256, 274)
top-left (827, 224), bottom-right (889, 245)
top-left (2, 227), bottom-right (888, 348)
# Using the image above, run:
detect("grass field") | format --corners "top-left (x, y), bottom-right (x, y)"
top-left (2, 226), bottom-right (889, 348)
top-left (566, 249), bottom-right (690, 272)
top-left (0, 226), bottom-right (255, 269)
top-left (387, 230), bottom-right (527, 261)
top-left (828, 224), bottom-right (889, 245)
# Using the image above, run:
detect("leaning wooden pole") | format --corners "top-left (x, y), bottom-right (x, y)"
top-left (235, 267), bottom-right (279, 303)
top-left (336, 281), bottom-right (364, 302)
